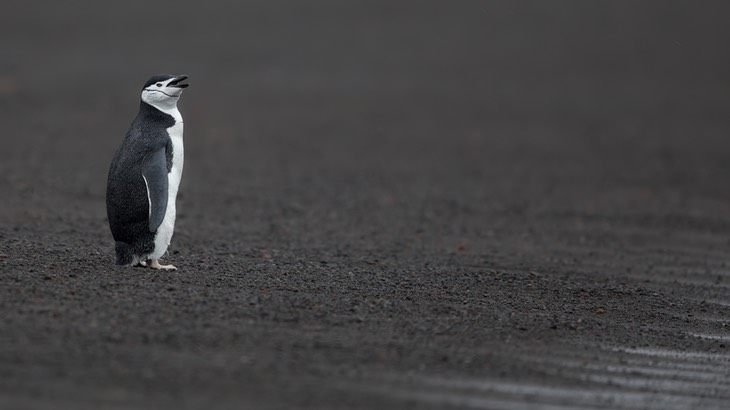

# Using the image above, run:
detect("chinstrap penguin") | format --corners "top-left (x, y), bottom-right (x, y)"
top-left (106, 74), bottom-right (189, 270)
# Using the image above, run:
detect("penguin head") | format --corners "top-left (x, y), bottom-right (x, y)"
top-left (141, 74), bottom-right (189, 109)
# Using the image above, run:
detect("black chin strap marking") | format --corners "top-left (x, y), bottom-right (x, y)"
top-left (145, 89), bottom-right (179, 98)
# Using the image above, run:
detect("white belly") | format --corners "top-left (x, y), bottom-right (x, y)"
top-left (150, 121), bottom-right (184, 259)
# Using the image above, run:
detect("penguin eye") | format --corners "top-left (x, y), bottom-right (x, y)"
top-left (156, 83), bottom-right (162, 87)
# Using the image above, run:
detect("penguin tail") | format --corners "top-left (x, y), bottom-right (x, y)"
top-left (114, 241), bottom-right (135, 266)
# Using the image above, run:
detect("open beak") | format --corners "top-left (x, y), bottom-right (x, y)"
top-left (168, 75), bottom-right (189, 88)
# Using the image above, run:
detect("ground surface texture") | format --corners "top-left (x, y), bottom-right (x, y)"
top-left (2, 1), bottom-right (730, 409)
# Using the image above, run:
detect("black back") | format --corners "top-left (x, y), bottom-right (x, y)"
top-left (106, 101), bottom-right (176, 264)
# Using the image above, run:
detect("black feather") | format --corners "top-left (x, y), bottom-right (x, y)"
top-left (106, 100), bottom-right (175, 264)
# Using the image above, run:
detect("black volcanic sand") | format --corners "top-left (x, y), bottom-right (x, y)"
top-left (2, 1), bottom-right (730, 409)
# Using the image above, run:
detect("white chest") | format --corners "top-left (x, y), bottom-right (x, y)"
top-left (167, 120), bottom-right (184, 194)
top-left (150, 118), bottom-right (184, 259)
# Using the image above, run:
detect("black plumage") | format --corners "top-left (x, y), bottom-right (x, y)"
top-left (106, 93), bottom-right (175, 265)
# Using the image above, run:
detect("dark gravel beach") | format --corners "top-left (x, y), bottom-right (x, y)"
top-left (2, 1), bottom-right (730, 408)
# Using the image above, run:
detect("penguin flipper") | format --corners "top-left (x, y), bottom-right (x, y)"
top-left (142, 148), bottom-right (169, 232)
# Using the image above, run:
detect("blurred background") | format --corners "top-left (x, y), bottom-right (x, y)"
top-left (2, 0), bottom-right (730, 270)
top-left (3, 1), bottom-right (730, 408)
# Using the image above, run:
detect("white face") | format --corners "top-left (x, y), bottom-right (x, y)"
top-left (141, 76), bottom-right (187, 110)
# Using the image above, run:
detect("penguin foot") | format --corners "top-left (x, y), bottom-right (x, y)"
top-left (134, 260), bottom-right (148, 267)
top-left (149, 259), bottom-right (177, 271)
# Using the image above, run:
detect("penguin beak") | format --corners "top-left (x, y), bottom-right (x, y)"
top-left (168, 75), bottom-right (189, 88)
